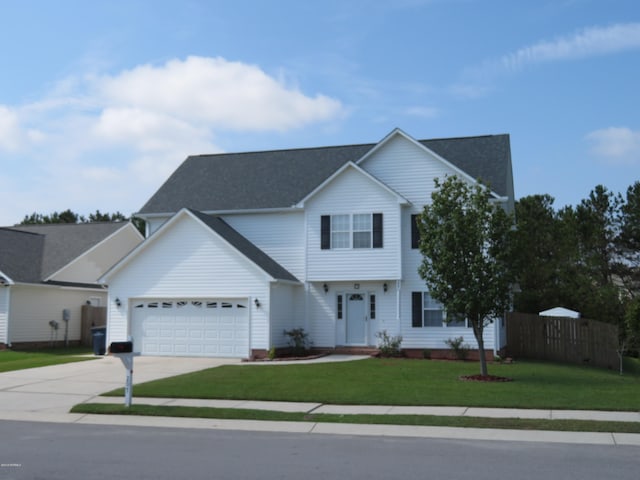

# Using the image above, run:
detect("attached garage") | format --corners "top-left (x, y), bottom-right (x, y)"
top-left (131, 298), bottom-right (250, 358)
top-left (100, 209), bottom-right (301, 359)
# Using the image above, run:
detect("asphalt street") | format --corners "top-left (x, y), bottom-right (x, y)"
top-left (1, 420), bottom-right (638, 480)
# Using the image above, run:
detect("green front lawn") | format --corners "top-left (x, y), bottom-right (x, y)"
top-left (105, 357), bottom-right (640, 411)
top-left (0, 347), bottom-right (95, 372)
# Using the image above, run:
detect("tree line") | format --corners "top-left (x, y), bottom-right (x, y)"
top-left (20, 209), bottom-right (145, 234)
top-left (511, 182), bottom-right (639, 326)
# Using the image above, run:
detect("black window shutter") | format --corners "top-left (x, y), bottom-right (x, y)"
top-left (411, 214), bottom-right (420, 249)
top-left (321, 216), bottom-right (330, 250)
top-left (412, 292), bottom-right (423, 327)
top-left (372, 213), bottom-right (383, 248)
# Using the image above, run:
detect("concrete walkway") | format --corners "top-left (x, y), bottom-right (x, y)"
top-left (1, 354), bottom-right (639, 447)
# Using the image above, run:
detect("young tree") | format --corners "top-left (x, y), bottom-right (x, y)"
top-left (417, 176), bottom-right (514, 376)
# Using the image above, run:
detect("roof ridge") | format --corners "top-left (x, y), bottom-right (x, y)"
top-left (190, 142), bottom-right (376, 159)
top-left (187, 133), bottom-right (509, 159)
top-left (0, 227), bottom-right (45, 237)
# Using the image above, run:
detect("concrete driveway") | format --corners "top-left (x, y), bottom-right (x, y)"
top-left (0, 355), bottom-right (239, 422)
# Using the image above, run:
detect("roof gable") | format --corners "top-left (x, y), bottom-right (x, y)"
top-left (137, 129), bottom-right (512, 216)
top-left (296, 161), bottom-right (410, 208)
top-left (101, 209), bottom-right (298, 284)
top-left (358, 128), bottom-right (506, 199)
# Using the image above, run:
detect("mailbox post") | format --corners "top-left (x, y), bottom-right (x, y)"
top-left (109, 340), bottom-right (139, 407)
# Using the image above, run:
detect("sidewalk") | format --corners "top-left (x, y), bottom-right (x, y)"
top-left (87, 395), bottom-right (640, 423)
top-left (62, 396), bottom-right (640, 447)
top-left (1, 354), bottom-right (639, 446)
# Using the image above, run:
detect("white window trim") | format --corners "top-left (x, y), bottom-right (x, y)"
top-left (329, 213), bottom-right (375, 250)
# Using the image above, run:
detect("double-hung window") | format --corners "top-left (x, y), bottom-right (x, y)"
top-left (330, 214), bottom-right (350, 249)
top-left (321, 213), bottom-right (383, 249)
top-left (412, 292), bottom-right (444, 327)
top-left (412, 292), bottom-right (468, 327)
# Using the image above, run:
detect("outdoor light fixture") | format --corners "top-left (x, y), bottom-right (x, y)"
top-left (323, 283), bottom-right (329, 294)
top-left (383, 283), bottom-right (388, 293)
top-left (254, 298), bottom-right (261, 308)
top-left (115, 298), bottom-right (122, 307)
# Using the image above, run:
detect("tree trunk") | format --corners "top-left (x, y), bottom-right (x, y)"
top-left (476, 336), bottom-right (488, 377)
top-left (471, 319), bottom-right (488, 377)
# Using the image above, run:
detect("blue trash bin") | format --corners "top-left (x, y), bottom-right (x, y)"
top-left (91, 327), bottom-right (106, 355)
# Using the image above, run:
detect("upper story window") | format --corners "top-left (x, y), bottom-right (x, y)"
top-left (321, 213), bottom-right (383, 250)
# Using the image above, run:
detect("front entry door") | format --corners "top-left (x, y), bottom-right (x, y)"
top-left (346, 293), bottom-right (366, 344)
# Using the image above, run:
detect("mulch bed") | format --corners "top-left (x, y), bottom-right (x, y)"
top-left (459, 374), bottom-right (514, 382)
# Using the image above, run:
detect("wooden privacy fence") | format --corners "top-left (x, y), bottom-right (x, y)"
top-left (506, 312), bottom-right (619, 369)
top-left (81, 305), bottom-right (107, 346)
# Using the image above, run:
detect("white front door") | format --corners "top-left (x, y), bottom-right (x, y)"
top-left (346, 293), bottom-right (366, 345)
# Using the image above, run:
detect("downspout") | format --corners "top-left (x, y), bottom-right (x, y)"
top-left (5, 285), bottom-right (11, 348)
top-left (494, 315), bottom-right (499, 356)
top-left (396, 280), bottom-right (401, 338)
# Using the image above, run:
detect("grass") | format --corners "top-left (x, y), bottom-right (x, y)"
top-left (103, 357), bottom-right (640, 411)
top-left (0, 347), bottom-right (95, 372)
top-left (70, 402), bottom-right (640, 434)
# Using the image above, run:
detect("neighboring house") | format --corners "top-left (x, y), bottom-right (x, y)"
top-left (0, 222), bottom-right (143, 348)
top-left (101, 128), bottom-right (514, 359)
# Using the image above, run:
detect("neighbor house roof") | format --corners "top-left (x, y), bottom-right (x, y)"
top-left (138, 133), bottom-right (512, 215)
top-left (0, 222), bottom-right (130, 285)
top-left (0, 228), bottom-right (45, 283)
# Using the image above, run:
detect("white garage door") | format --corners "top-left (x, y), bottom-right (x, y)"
top-left (131, 299), bottom-right (249, 357)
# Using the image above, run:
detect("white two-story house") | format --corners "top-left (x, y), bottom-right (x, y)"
top-left (100, 128), bottom-right (514, 359)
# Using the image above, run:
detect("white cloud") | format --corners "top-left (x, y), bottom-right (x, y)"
top-left (0, 105), bottom-right (23, 151)
top-left (500, 23), bottom-right (640, 71)
top-left (454, 23), bottom-right (640, 99)
top-left (0, 55), bottom-right (345, 225)
top-left (586, 127), bottom-right (640, 164)
top-left (95, 56), bottom-right (342, 131)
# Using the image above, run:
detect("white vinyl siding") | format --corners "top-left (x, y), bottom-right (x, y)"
top-left (146, 216), bottom-right (171, 236)
top-left (0, 287), bottom-right (9, 344)
top-left (306, 167), bottom-right (401, 281)
top-left (7, 284), bottom-right (107, 343)
top-left (223, 211), bottom-right (304, 281)
top-left (105, 214), bottom-right (272, 353)
top-left (359, 134), bottom-right (474, 207)
top-left (270, 283), bottom-right (304, 348)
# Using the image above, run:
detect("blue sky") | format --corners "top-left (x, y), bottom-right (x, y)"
top-left (1, 0), bottom-right (639, 225)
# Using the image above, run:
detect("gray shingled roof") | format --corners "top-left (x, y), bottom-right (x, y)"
top-left (0, 228), bottom-right (45, 283)
top-left (1, 222), bottom-right (128, 283)
top-left (138, 134), bottom-right (512, 215)
top-left (188, 209), bottom-right (299, 283)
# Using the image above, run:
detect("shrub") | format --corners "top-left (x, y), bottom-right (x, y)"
top-left (375, 330), bottom-right (403, 357)
top-left (283, 328), bottom-right (311, 356)
top-left (445, 336), bottom-right (470, 361)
